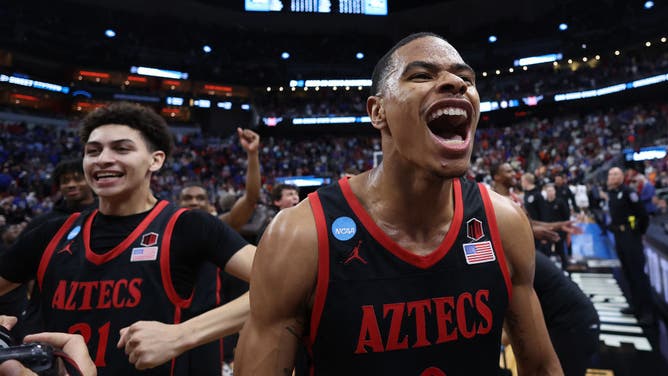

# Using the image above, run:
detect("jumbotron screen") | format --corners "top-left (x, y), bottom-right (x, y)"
top-left (245, 0), bottom-right (387, 15)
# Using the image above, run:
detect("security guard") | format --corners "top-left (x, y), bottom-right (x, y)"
top-left (606, 167), bottom-right (653, 324)
top-left (521, 172), bottom-right (546, 221)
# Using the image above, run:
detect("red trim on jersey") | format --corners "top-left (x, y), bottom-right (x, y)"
top-left (84, 200), bottom-right (170, 265)
top-left (478, 183), bottom-right (512, 302)
top-left (161, 208), bottom-right (193, 308)
top-left (338, 177), bottom-right (463, 269)
top-left (216, 267), bottom-right (222, 305)
top-left (219, 338), bottom-right (225, 369)
top-left (37, 213), bottom-right (81, 290)
top-left (306, 192), bottom-right (330, 351)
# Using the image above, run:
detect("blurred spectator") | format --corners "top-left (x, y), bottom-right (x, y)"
top-left (0, 221), bottom-right (28, 338)
top-left (633, 173), bottom-right (658, 216)
top-left (543, 183), bottom-right (571, 268)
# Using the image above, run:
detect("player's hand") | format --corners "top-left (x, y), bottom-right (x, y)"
top-left (0, 315), bottom-right (17, 331)
top-left (24, 332), bottom-right (97, 376)
top-left (0, 316), bottom-right (32, 376)
top-left (117, 321), bottom-right (187, 370)
top-left (532, 224), bottom-right (560, 242)
top-left (237, 128), bottom-right (260, 154)
top-left (0, 359), bottom-right (35, 376)
top-left (552, 220), bottom-right (584, 235)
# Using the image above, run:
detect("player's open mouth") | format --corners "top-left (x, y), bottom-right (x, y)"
top-left (424, 100), bottom-right (472, 144)
top-left (94, 172), bottom-right (124, 181)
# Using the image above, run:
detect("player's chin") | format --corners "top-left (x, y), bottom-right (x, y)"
top-left (433, 160), bottom-right (469, 179)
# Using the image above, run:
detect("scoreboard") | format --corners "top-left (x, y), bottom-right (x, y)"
top-left (245, 0), bottom-right (387, 15)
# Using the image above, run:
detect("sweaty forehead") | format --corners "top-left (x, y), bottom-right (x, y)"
top-left (393, 36), bottom-right (463, 67)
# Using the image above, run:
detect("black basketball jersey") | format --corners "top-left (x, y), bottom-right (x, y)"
top-left (36, 200), bottom-right (192, 376)
top-left (305, 177), bottom-right (511, 375)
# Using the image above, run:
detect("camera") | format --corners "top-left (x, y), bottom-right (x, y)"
top-left (0, 343), bottom-right (57, 375)
top-left (0, 326), bottom-right (57, 375)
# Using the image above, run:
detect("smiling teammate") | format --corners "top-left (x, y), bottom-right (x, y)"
top-left (0, 102), bottom-right (255, 376)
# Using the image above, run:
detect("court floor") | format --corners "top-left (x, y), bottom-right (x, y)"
top-left (569, 222), bottom-right (668, 375)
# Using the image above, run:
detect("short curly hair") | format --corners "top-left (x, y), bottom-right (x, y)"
top-left (79, 102), bottom-right (174, 157)
top-left (52, 158), bottom-right (84, 186)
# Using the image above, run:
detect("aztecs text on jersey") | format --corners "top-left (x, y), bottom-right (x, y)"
top-left (36, 201), bottom-right (191, 376)
top-left (305, 178), bottom-right (512, 376)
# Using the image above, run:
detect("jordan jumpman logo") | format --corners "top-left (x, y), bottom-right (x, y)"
top-left (57, 241), bottom-right (73, 255)
top-left (344, 240), bottom-right (367, 264)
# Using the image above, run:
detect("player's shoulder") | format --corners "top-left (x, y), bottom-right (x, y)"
top-left (264, 198), bottom-right (317, 243)
top-left (23, 214), bottom-right (70, 239)
top-left (487, 189), bottom-right (524, 214)
top-left (487, 189), bottom-right (530, 232)
top-left (255, 199), bottom-right (319, 281)
top-left (175, 207), bottom-right (230, 232)
top-left (259, 199), bottom-right (318, 260)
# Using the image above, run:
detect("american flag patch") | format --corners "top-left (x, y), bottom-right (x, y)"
top-left (463, 241), bottom-right (496, 265)
top-left (130, 246), bottom-right (158, 262)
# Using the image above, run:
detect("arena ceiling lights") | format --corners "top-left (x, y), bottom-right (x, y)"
top-left (130, 66), bottom-right (189, 80)
top-left (553, 72), bottom-right (668, 102)
top-left (0, 74), bottom-right (70, 94)
top-left (513, 53), bottom-right (563, 67)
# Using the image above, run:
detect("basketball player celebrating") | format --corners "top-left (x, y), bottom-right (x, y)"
top-left (235, 33), bottom-right (562, 375)
top-left (0, 102), bottom-right (255, 376)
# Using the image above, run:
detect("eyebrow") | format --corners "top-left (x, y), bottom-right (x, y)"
top-left (85, 139), bottom-right (136, 147)
top-left (401, 60), bottom-right (476, 77)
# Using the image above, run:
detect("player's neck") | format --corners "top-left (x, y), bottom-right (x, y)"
top-left (97, 190), bottom-right (158, 216)
top-left (357, 166), bottom-right (456, 233)
top-left (67, 195), bottom-right (95, 209)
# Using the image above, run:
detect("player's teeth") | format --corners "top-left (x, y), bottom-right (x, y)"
top-left (429, 107), bottom-right (467, 121)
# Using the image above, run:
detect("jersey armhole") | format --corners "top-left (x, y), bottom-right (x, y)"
top-left (478, 183), bottom-right (513, 302)
top-left (37, 213), bottom-right (81, 290)
top-left (160, 208), bottom-right (193, 308)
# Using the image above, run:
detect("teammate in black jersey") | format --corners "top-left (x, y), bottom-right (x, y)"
top-left (179, 128), bottom-right (260, 375)
top-left (236, 33), bottom-right (562, 375)
top-left (0, 102), bottom-right (255, 376)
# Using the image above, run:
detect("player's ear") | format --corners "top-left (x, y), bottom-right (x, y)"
top-left (367, 95), bottom-right (386, 130)
top-left (149, 150), bottom-right (165, 172)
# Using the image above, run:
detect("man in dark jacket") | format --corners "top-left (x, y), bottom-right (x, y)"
top-left (12, 159), bottom-right (97, 339)
top-left (605, 166), bottom-right (653, 325)
top-left (23, 159), bottom-right (96, 233)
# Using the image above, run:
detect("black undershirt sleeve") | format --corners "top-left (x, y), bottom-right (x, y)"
top-left (0, 218), bottom-right (67, 283)
top-left (169, 210), bottom-right (249, 297)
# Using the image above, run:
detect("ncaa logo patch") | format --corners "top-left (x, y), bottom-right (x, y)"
top-left (332, 216), bottom-right (356, 241)
top-left (66, 225), bottom-right (81, 240)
